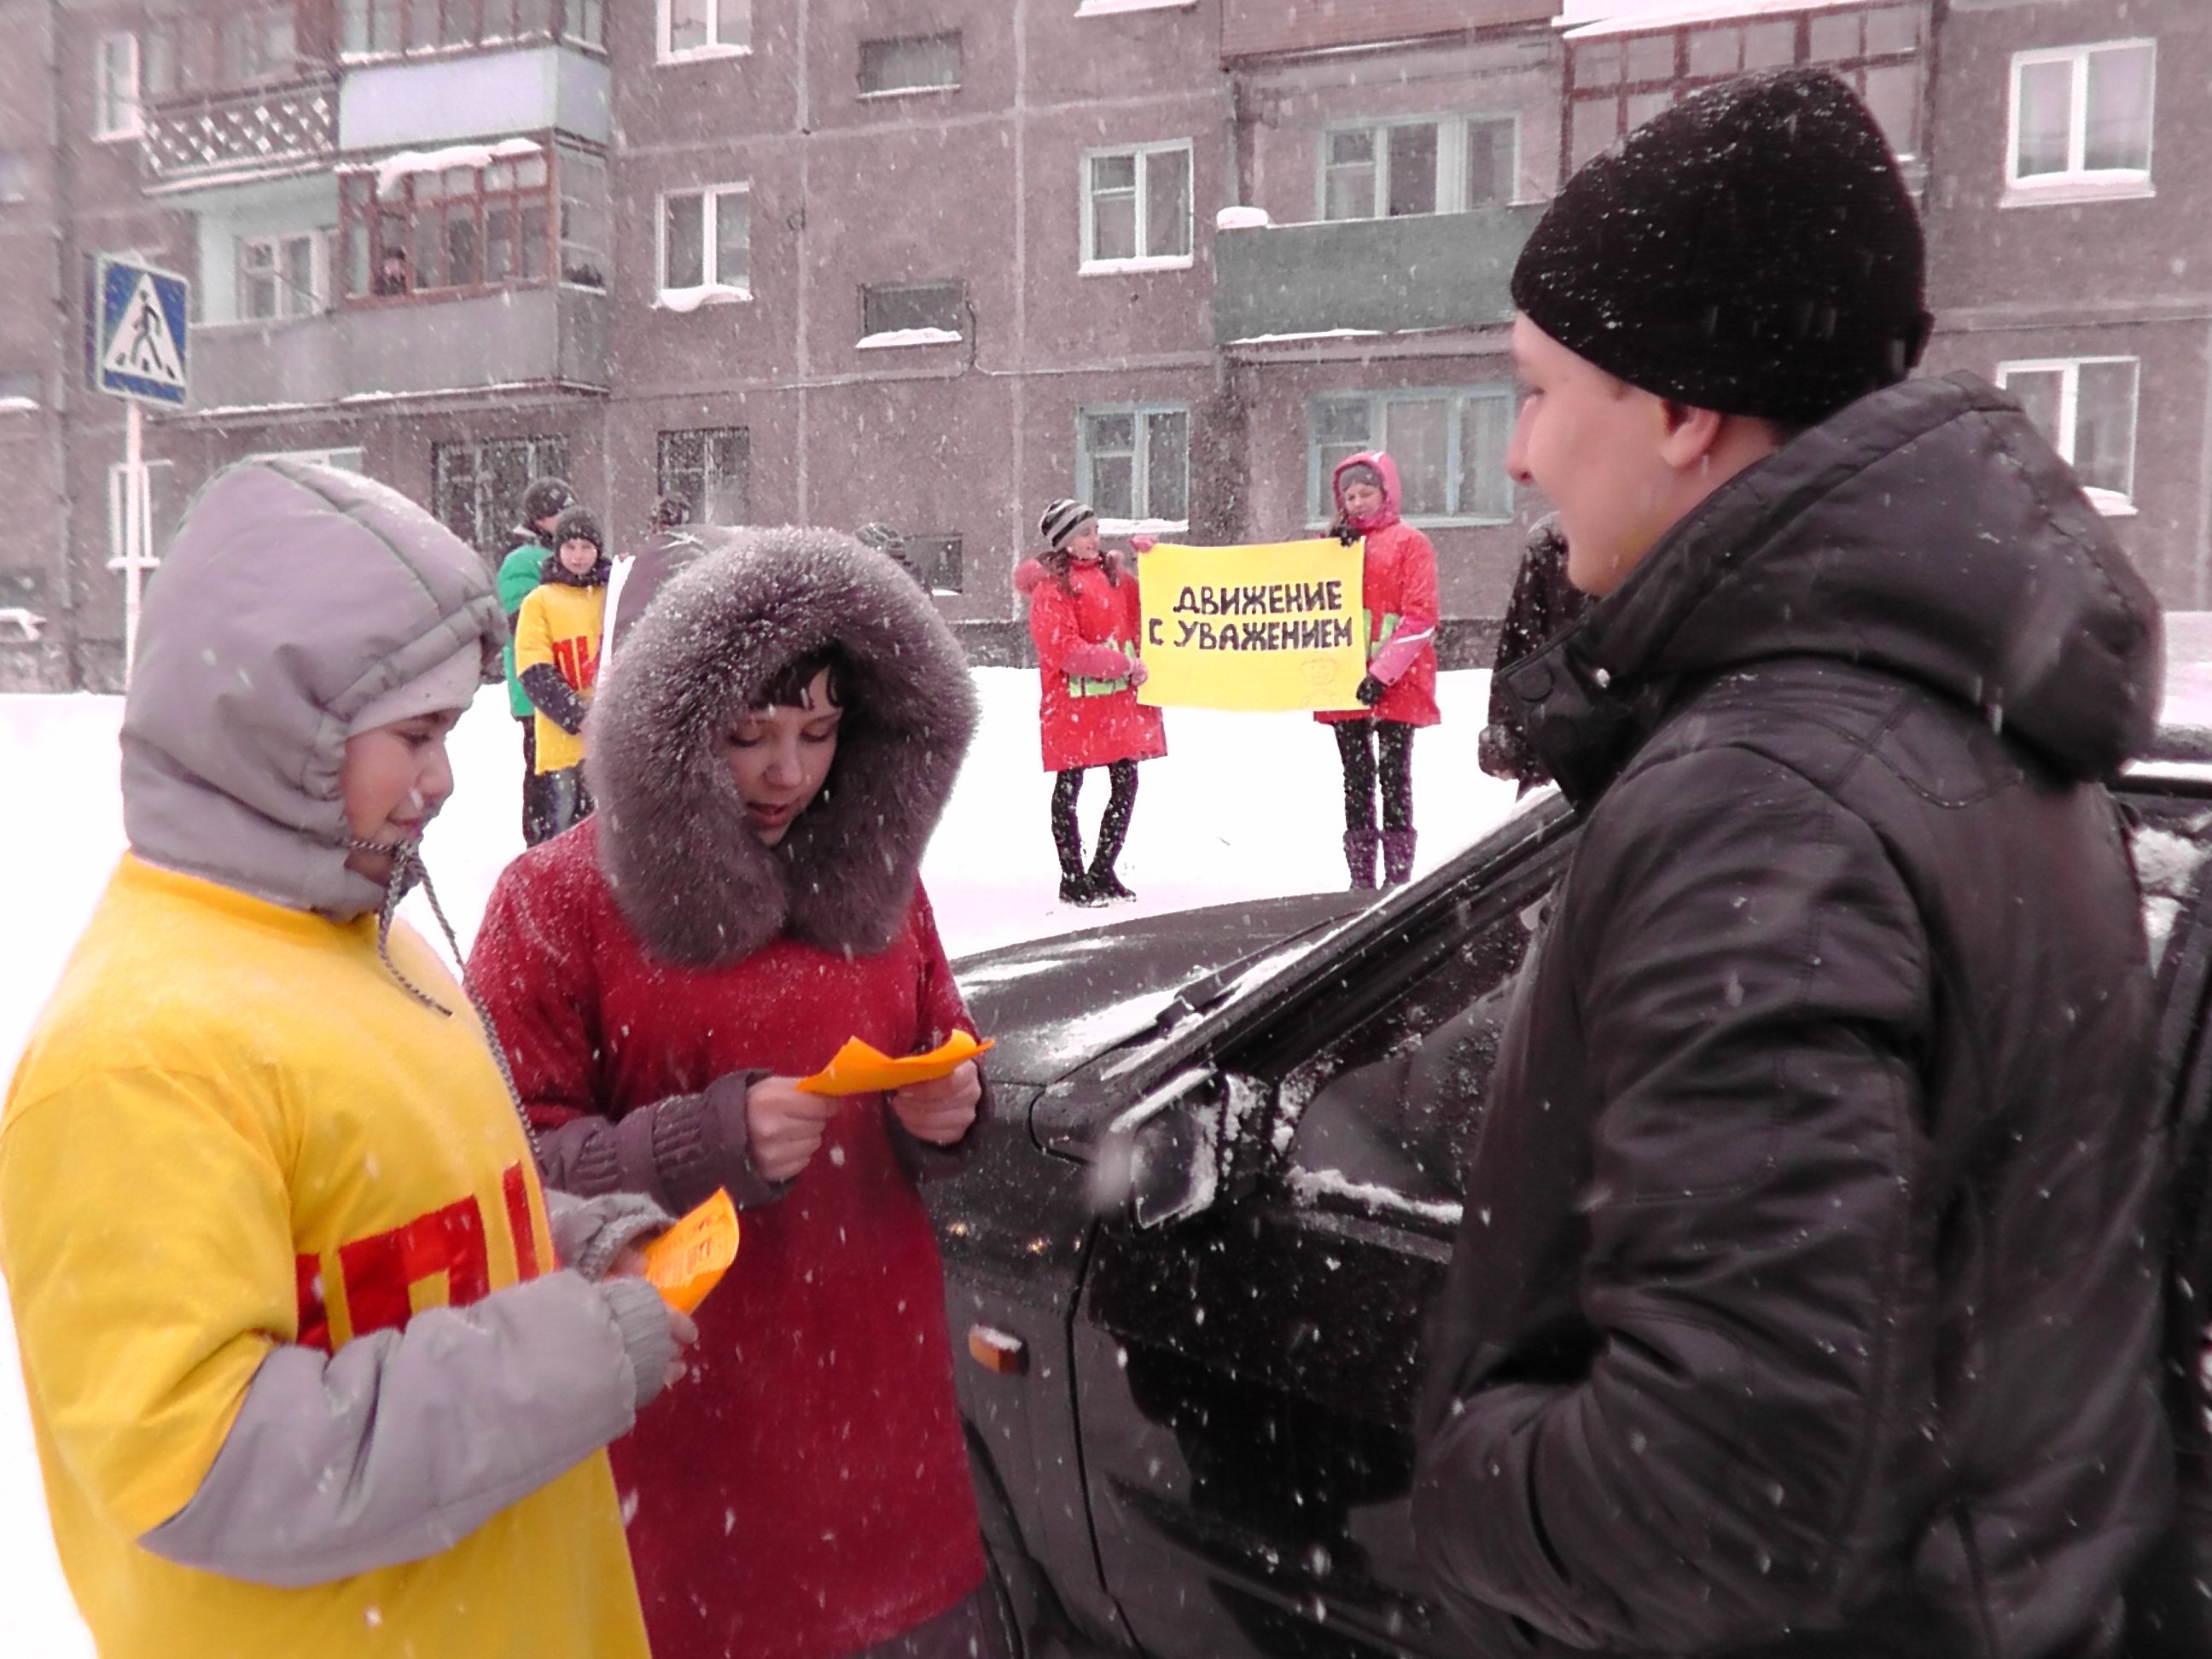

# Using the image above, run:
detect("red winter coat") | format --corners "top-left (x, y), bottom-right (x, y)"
top-left (472, 824), bottom-right (984, 1659)
top-left (1316, 451), bottom-right (1441, 729)
top-left (1021, 555), bottom-right (1168, 772)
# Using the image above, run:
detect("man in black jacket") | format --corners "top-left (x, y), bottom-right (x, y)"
top-left (1414, 68), bottom-right (2170, 1658)
top-left (1479, 515), bottom-right (1586, 795)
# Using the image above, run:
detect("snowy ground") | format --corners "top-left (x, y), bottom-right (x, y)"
top-left (0, 667), bottom-right (1515, 1654)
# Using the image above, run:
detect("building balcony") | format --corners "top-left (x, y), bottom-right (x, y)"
top-left (1212, 206), bottom-right (1545, 347)
top-left (143, 78), bottom-right (340, 192)
top-left (188, 285), bottom-right (607, 413)
top-left (339, 40), bottom-right (611, 152)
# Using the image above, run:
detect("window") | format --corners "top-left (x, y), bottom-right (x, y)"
top-left (1307, 389), bottom-right (1514, 525)
top-left (251, 445), bottom-right (366, 473)
top-left (341, 0), bottom-right (588, 58)
top-left (1570, 7), bottom-right (1923, 171)
top-left (559, 146), bottom-right (608, 288)
top-left (341, 143), bottom-right (583, 301)
top-left (0, 154), bottom-right (26, 204)
top-left (433, 436), bottom-right (571, 555)
top-left (660, 184), bottom-right (750, 301)
top-left (1081, 143), bottom-right (1193, 271)
top-left (0, 370), bottom-right (39, 410)
top-left (221, 8), bottom-right (297, 85)
top-left (1079, 405), bottom-right (1189, 527)
top-left (660, 0), bottom-right (751, 59)
top-left (859, 281), bottom-right (963, 344)
top-left (2009, 42), bottom-right (2155, 201)
top-left (1320, 116), bottom-right (1516, 220)
top-left (238, 232), bottom-right (324, 322)
top-left (1999, 358), bottom-right (2140, 511)
top-left (658, 428), bottom-right (750, 525)
top-left (905, 533), bottom-right (963, 594)
top-left (859, 32), bottom-right (961, 96)
top-left (94, 32), bottom-right (140, 141)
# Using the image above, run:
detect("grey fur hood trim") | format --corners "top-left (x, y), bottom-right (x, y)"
top-left (121, 459), bottom-right (504, 922)
top-left (591, 527), bottom-right (979, 965)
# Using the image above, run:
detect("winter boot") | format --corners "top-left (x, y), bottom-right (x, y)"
top-left (1382, 829), bottom-right (1417, 888)
top-left (1060, 872), bottom-right (1104, 906)
top-left (1089, 763), bottom-right (1138, 901)
top-left (1344, 829), bottom-right (1380, 892)
top-left (1052, 783), bottom-right (1100, 905)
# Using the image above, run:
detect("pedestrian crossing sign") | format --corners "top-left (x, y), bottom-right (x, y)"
top-left (90, 256), bottom-right (190, 407)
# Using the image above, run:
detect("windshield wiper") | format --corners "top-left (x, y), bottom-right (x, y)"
top-left (1150, 910), bottom-right (1358, 1034)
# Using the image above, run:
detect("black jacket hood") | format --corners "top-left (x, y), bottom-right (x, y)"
top-left (1507, 373), bottom-right (2163, 804)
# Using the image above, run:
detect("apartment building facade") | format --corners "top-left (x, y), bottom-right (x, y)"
top-left (3, 0), bottom-right (2206, 690)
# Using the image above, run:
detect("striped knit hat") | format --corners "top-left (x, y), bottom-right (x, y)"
top-left (1038, 499), bottom-right (1097, 551)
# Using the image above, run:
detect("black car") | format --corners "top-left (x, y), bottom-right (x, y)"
top-left (932, 755), bottom-right (2212, 1659)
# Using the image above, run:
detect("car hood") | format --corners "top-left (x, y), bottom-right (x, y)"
top-left (954, 891), bottom-right (1369, 1086)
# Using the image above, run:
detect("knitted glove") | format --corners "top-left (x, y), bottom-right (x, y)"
top-left (1062, 643), bottom-right (1134, 680)
top-left (1354, 674), bottom-right (1385, 707)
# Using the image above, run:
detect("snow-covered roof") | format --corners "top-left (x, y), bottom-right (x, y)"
top-left (1558, 0), bottom-right (1867, 38)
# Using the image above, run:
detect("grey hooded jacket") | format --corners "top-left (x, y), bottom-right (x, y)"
top-left (118, 459), bottom-right (676, 1586)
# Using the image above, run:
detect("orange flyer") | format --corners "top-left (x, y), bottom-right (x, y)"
top-left (795, 1030), bottom-right (993, 1097)
top-left (641, 1189), bottom-right (741, 1314)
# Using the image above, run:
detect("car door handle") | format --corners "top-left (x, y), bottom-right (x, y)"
top-left (967, 1324), bottom-right (1029, 1376)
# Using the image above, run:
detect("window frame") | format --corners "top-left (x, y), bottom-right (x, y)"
top-left (859, 279), bottom-right (965, 345)
top-left (338, 139), bottom-right (568, 306)
top-left (1076, 402), bottom-right (1192, 530)
top-left (1315, 114), bottom-right (1520, 223)
top-left (2004, 39), bottom-right (2157, 206)
top-left (236, 230), bottom-right (328, 323)
top-left (657, 0), bottom-right (753, 63)
top-left (655, 426), bottom-right (751, 525)
top-left (656, 181), bottom-right (752, 305)
top-left (93, 32), bottom-right (142, 143)
top-left (1304, 386), bottom-right (1517, 528)
top-left (1080, 140), bottom-right (1196, 275)
top-left (431, 434), bottom-right (572, 555)
top-left (338, 0), bottom-right (603, 61)
top-left (858, 32), bottom-right (963, 98)
top-left (1996, 354), bottom-right (2141, 514)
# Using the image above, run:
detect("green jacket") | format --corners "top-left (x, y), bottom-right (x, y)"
top-left (497, 533), bottom-right (553, 719)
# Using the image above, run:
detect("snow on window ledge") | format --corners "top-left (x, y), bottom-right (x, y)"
top-left (656, 283), bottom-right (752, 313)
top-left (857, 84), bottom-right (960, 101)
top-left (658, 44), bottom-right (753, 65)
top-left (1080, 255), bottom-right (1195, 276)
top-left (0, 395), bottom-right (40, 414)
top-left (343, 137), bottom-right (543, 201)
top-left (1076, 0), bottom-right (1198, 16)
top-left (1097, 517), bottom-right (1188, 538)
top-left (856, 326), bottom-right (962, 349)
top-left (1215, 205), bottom-right (1272, 230)
top-left (0, 607), bottom-right (44, 643)
top-left (2083, 486), bottom-right (2139, 519)
top-left (2000, 175), bottom-right (2155, 211)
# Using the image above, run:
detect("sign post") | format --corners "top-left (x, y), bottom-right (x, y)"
top-left (88, 255), bottom-right (190, 684)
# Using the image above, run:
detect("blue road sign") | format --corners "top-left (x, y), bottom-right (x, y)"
top-left (90, 256), bottom-right (190, 408)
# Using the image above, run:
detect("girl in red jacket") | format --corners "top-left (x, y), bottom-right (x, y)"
top-left (1318, 451), bottom-right (1441, 889)
top-left (1020, 498), bottom-right (1167, 905)
top-left (469, 530), bottom-right (1002, 1659)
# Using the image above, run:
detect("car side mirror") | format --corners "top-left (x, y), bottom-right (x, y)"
top-left (1092, 1068), bottom-right (1224, 1230)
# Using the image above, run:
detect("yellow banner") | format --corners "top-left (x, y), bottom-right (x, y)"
top-left (1136, 540), bottom-right (1366, 712)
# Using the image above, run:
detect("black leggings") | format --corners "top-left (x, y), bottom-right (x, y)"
top-left (1335, 719), bottom-right (1415, 834)
top-left (1052, 760), bottom-right (1138, 874)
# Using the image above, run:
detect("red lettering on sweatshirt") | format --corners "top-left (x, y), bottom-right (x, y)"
top-left (550, 635), bottom-right (599, 693)
top-left (294, 1163), bottom-right (535, 1353)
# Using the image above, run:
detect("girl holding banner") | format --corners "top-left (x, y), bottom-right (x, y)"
top-left (1318, 452), bottom-right (1440, 889)
top-left (1019, 500), bottom-right (1167, 905)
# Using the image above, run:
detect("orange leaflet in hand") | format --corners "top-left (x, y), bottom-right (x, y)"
top-left (641, 1189), bottom-right (741, 1314)
top-left (795, 1030), bottom-right (994, 1097)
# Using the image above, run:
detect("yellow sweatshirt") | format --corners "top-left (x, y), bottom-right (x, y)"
top-left (0, 857), bottom-right (650, 1659)
top-left (513, 579), bottom-right (604, 774)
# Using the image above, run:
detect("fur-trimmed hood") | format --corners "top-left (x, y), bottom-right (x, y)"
top-left (590, 527), bottom-right (980, 965)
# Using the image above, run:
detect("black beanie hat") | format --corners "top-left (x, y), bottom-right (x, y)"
top-left (550, 504), bottom-right (603, 555)
top-left (521, 475), bottom-right (573, 527)
top-left (1511, 67), bottom-right (1931, 427)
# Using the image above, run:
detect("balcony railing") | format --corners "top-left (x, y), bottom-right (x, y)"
top-left (143, 78), bottom-right (339, 189)
top-left (1213, 206), bottom-right (1545, 346)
